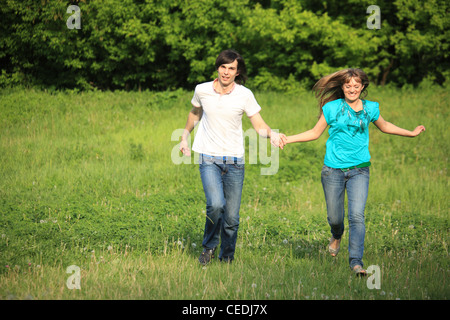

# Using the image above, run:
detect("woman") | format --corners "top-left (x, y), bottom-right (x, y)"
top-left (282, 68), bottom-right (425, 275)
top-left (180, 49), bottom-right (285, 265)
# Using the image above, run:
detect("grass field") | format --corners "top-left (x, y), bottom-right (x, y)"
top-left (0, 85), bottom-right (448, 301)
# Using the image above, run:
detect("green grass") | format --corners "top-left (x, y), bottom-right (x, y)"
top-left (0, 86), bottom-right (448, 300)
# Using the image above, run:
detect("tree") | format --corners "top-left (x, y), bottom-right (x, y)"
top-left (0, 0), bottom-right (448, 90)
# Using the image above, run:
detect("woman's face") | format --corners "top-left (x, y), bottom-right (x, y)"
top-left (342, 77), bottom-right (364, 102)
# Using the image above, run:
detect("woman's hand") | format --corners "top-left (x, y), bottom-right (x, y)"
top-left (270, 131), bottom-right (287, 149)
top-left (411, 125), bottom-right (426, 137)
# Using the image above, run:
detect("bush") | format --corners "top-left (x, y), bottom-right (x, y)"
top-left (0, 0), bottom-right (448, 91)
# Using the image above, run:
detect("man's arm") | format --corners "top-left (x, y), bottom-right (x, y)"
top-left (180, 106), bottom-right (203, 156)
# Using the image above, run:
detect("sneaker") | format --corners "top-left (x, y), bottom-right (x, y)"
top-left (198, 248), bottom-right (215, 265)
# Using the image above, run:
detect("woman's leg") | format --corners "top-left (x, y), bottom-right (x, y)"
top-left (346, 167), bottom-right (370, 269)
top-left (321, 165), bottom-right (346, 242)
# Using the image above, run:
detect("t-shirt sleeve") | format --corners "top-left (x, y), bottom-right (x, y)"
top-left (322, 100), bottom-right (336, 125)
top-left (190, 85), bottom-right (201, 107)
top-left (244, 91), bottom-right (262, 117)
top-left (370, 101), bottom-right (380, 122)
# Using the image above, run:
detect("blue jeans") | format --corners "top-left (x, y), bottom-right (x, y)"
top-left (321, 165), bottom-right (370, 269)
top-left (199, 154), bottom-right (245, 261)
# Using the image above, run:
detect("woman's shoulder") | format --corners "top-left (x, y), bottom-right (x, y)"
top-left (362, 99), bottom-right (379, 109)
top-left (362, 99), bottom-right (380, 121)
top-left (323, 98), bottom-right (344, 109)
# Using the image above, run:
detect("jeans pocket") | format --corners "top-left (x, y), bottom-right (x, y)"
top-left (321, 165), bottom-right (332, 177)
top-left (232, 163), bottom-right (244, 170)
top-left (356, 166), bottom-right (370, 176)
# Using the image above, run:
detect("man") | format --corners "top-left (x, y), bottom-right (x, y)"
top-left (180, 49), bottom-right (285, 265)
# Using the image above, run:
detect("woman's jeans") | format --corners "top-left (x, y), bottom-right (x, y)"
top-left (199, 154), bottom-right (245, 261)
top-left (321, 165), bottom-right (370, 269)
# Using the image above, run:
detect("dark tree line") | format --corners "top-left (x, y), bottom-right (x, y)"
top-left (1, 0), bottom-right (448, 91)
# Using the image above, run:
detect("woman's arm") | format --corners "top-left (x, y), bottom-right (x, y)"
top-left (285, 114), bottom-right (328, 144)
top-left (249, 112), bottom-right (286, 148)
top-left (180, 106), bottom-right (203, 156)
top-left (374, 115), bottom-right (425, 137)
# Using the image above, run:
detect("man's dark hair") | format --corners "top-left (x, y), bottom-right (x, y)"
top-left (215, 49), bottom-right (248, 85)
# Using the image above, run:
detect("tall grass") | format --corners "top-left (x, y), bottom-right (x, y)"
top-left (0, 86), bottom-right (448, 300)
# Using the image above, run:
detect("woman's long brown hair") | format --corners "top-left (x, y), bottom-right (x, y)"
top-left (312, 68), bottom-right (370, 118)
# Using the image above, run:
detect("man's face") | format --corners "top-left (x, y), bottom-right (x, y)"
top-left (217, 59), bottom-right (239, 87)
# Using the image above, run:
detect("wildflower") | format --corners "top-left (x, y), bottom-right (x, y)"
top-left (251, 283), bottom-right (257, 289)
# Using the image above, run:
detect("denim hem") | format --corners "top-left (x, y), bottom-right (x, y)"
top-left (349, 259), bottom-right (364, 270)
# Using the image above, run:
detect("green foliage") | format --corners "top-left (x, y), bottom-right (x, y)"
top-left (0, 0), bottom-right (448, 91)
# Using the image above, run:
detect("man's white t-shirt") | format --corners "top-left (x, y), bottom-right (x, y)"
top-left (191, 80), bottom-right (261, 158)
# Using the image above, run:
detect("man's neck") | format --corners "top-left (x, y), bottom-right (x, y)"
top-left (214, 78), bottom-right (235, 95)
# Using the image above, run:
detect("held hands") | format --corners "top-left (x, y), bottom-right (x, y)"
top-left (180, 131), bottom-right (288, 157)
top-left (180, 125), bottom-right (425, 156)
top-left (270, 131), bottom-right (287, 149)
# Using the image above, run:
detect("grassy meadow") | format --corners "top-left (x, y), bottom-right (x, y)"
top-left (0, 85), bottom-right (448, 300)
